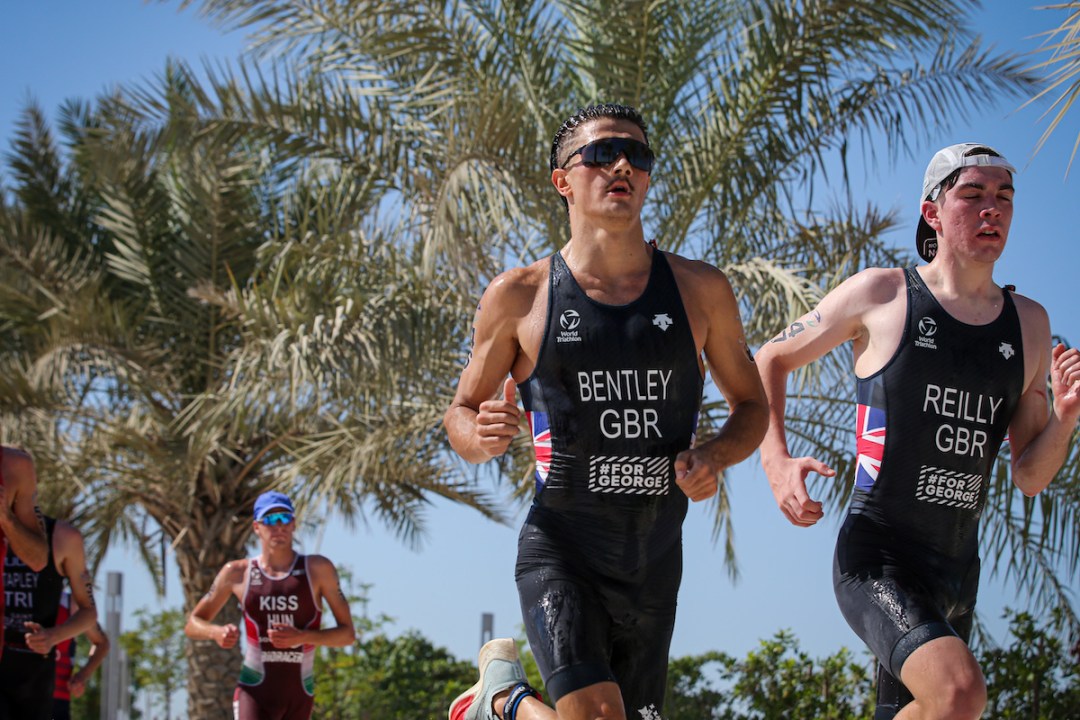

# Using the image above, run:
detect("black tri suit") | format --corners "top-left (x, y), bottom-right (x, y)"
top-left (0, 517), bottom-right (63, 720)
top-left (834, 267), bottom-right (1024, 719)
top-left (516, 248), bottom-right (703, 716)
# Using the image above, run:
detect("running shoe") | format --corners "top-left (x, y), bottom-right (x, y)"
top-left (448, 638), bottom-right (528, 720)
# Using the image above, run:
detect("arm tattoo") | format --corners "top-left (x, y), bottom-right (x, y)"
top-left (770, 311), bottom-right (823, 344)
top-left (739, 337), bottom-right (755, 363)
top-left (83, 581), bottom-right (97, 608)
top-left (202, 579), bottom-right (218, 601)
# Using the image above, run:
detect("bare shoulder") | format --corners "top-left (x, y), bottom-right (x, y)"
top-left (305, 554), bottom-right (339, 578)
top-left (830, 266), bottom-right (906, 305)
top-left (220, 558), bottom-right (250, 586)
top-left (53, 519), bottom-right (83, 540)
top-left (1008, 289), bottom-right (1051, 331)
top-left (467, 259), bottom-right (550, 349)
top-left (52, 520), bottom-right (86, 554)
top-left (664, 252), bottom-right (729, 288)
top-left (480, 258), bottom-right (549, 316)
top-left (662, 252), bottom-right (736, 321)
top-left (305, 555), bottom-right (344, 598)
top-left (0, 447), bottom-right (36, 482)
top-left (1007, 288), bottom-right (1052, 386)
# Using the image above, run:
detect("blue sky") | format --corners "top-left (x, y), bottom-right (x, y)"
top-left (2, 0), bottom-right (1078, 678)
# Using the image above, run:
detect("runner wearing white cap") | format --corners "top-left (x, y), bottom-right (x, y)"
top-left (756, 143), bottom-right (1080, 719)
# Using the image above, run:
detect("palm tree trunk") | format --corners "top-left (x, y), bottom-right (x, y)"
top-left (175, 509), bottom-right (253, 720)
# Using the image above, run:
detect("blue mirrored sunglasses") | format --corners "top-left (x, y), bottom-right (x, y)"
top-left (260, 511), bottom-right (294, 526)
top-left (562, 137), bottom-right (654, 173)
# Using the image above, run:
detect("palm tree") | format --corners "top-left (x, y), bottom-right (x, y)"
top-left (169, 0), bottom-right (1075, 603)
top-left (5, 0), bottom-right (1077, 714)
top-left (0, 67), bottom-right (502, 717)
top-left (1023, 1), bottom-right (1080, 174)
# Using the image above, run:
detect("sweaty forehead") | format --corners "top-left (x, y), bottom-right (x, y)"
top-left (564, 118), bottom-right (645, 154)
top-left (954, 165), bottom-right (1014, 191)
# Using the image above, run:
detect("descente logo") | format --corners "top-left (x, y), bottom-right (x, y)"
top-left (652, 313), bottom-right (672, 331)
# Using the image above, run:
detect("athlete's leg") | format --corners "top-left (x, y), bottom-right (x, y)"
top-left (284, 693), bottom-right (314, 720)
top-left (235, 685), bottom-right (284, 720)
top-left (833, 528), bottom-right (967, 719)
top-left (602, 540), bottom-right (679, 718)
top-left (450, 639), bottom-right (544, 720)
top-left (0, 653), bottom-right (54, 720)
top-left (451, 641), bottom-right (627, 720)
top-left (502, 681), bottom-right (624, 720)
top-left (515, 565), bottom-right (617, 703)
top-left (894, 635), bottom-right (985, 720)
top-left (873, 663), bottom-right (913, 720)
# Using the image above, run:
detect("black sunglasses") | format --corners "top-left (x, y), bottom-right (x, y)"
top-left (562, 137), bottom-right (655, 173)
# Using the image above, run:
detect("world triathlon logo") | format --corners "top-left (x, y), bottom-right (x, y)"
top-left (915, 316), bottom-right (938, 350)
top-left (557, 309), bottom-right (583, 344)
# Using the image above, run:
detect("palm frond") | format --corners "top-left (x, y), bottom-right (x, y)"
top-left (1019, 2), bottom-right (1080, 175)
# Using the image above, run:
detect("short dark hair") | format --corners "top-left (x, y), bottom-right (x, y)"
top-left (549, 103), bottom-right (650, 172)
top-left (549, 104), bottom-right (649, 212)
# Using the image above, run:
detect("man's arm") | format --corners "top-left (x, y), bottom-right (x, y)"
top-left (754, 269), bottom-right (895, 525)
top-left (267, 556), bottom-right (356, 649)
top-left (24, 522), bottom-right (97, 654)
top-left (69, 620), bottom-right (110, 699)
top-left (1005, 300), bottom-right (1080, 495)
top-left (672, 264), bottom-right (769, 501)
top-left (0, 449), bottom-right (47, 571)
top-left (184, 561), bottom-right (245, 649)
top-left (443, 269), bottom-right (536, 463)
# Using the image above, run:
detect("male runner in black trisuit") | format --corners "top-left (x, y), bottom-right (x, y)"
top-left (0, 516), bottom-right (99, 719)
top-left (0, 446), bottom-right (48, 664)
top-left (756, 143), bottom-right (1080, 720)
top-left (444, 104), bottom-right (768, 720)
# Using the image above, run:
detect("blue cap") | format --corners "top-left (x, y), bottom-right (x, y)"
top-left (253, 491), bottom-right (294, 521)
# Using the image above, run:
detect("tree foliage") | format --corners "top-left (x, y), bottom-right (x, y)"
top-left (664, 633), bottom-right (873, 719)
top-left (311, 573), bottom-right (475, 718)
top-left (120, 607), bottom-right (188, 719)
top-left (314, 630), bottom-right (476, 719)
top-left (1023, 1), bottom-right (1080, 175)
top-left (3, 1), bottom-right (1076, 715)
top-left (112, 597), bottom-right (1080, 718)
top-left (982, 608), bottom-right (1080, 719)
top-left (0, 54), bottom-right (498, 718)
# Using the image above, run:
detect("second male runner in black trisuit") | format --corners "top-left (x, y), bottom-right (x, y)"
top-left (0, 516), bottom-right (99, 720)
top-left (0, 446), bottom-right (48, 664)
top-left (444, 104), bottom-right (768, 720)
top-left (756, 143), bottom-right (1080, 720)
